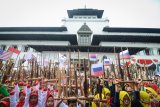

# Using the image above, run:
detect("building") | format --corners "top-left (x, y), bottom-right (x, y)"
top-left (0, 8), bottom-right (160, 69)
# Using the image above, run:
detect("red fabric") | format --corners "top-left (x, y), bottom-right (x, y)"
top-left (29, 91), bottom-right (38, 107)
top-left (153, 59), bottom-right (158, 62)
top-left (0, 101), bottom-right (10, 107)
top-left (46, 92), bottom-right (54, 107)
top-left (137, 59), bottom-right (153, 65)
top-left (19, 81), bottom-right (24, 86)
top-left (19, 90), bottom-right (26, 97)
top-left (33, 80), bottom-right (39, 86)
top-left (132, 58), bottom-right (136, 62)
top-left (157, 88), bottom-right (160, 94)
top-left (10, 91), bottom-right (15, 95)
top-left (8, 47), bottom-right (21, 54)
top-left (17, 90), bottom-right (26, 107)
top-left (16, 101), bottom-right (25, 107)
top-left (150, 84), bottom-right (158, 91)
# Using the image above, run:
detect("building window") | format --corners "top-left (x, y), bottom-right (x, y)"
top-left (79, 35), bottom-right (90, 45)
top-left (12, 45), bottom-right (18, 49)
top-left (145, 49), bottom-right (150, 55)
top-left (24, 46), bottom-right (29, 52)
top-left (1, 45), bottom-right (6, 50)
top-left (149, 49), bottom-right (153, 55)
top-left (158, 49), bottom-right (160, 55)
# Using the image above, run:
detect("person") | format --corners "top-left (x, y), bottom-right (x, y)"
top-left (16, 90), bottom-right (26, 107)
top-left (114, 78), bottom-right (146, 107)
top-left (139, 91), bottom-right (151, 107)
top-left (29, 91), bottom-right (39, 107)
top-left (0, 96), bottom-right (10, 107)
top-left (102, 87), bottom-right (112, 107)
top-left (145, 87), bottom-right (159, 107)
top-left (119, 91), bottom-right (131, 107)
top-left (56, 98), bottom-right (84, 107)
top-left (0, 101), bottom-right (10, 107)
top-left (92, 93), bottom-right (104, 107)
top-left (46, 93), bottom-right (54, 107)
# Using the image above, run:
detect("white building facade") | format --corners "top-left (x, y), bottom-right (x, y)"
top-left (0, 8), bottom-right (160, 68)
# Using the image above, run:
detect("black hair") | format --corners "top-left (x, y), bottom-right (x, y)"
top-left (67, 99), bottom-right (77, 105)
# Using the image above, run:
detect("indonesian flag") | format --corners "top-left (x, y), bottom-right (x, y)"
top-left (8, 47), bottom-right (20, 54)
top-left (8, 47), bottom-right (21, 60)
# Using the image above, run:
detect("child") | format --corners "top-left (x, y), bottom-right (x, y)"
top-left (46, 93), bottom-right (54, 107)
top-left (16, 90), bottom-right (26, 107)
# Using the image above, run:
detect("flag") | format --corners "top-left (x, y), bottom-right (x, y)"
top-left (43, 57), bottom-right (49, 67)
top-left (0, 49), bottom-right (4, 55)
top-left (24, 52), bottom-right (36, 63)
top-left (119, 49), bottom-right (130, 59)
top-left (59, 53), bottom-right (67, 67)
top-left (91, 63), bottom-right (103, 76)
top-left (8, 47), bottom-right (20, 54)
top-left (0, 51), bottom-right (13, 61)
top-left (104, 58), bottom-right (112, 66)
top-left (8, 47), bottom-right (21, 60)
top-left (89, 53), bottom-right (97, 61)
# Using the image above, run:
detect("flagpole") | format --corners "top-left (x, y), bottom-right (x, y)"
top-left (2, 47), bottom-right (21, 84)
top-left (74, 51), bottom-right (78, 97)
top-left (113, 46), bottom-right (117, 78)
top-left (68, 50), bottom-right (72, 97)
top-left (65, 50), bottom-right (70, 98)
top-left (88, 49), bottom-right (92, 96)
top-left (117, 48), bottom-right (123, 81)
top-left (84, 58), bottom-right (88, 98)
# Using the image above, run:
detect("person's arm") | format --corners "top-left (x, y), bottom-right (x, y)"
top-left (23, 86), bottom-right (31, 107)
top-left (77, 99), bottom-right (84, 107)
top-left (56, 99), bottom-right (63, 107)
top-left (114, 79), bottom-right (120, 107)
top-left (14, 83), bottom-right (20, 101)
top-left (37, 87), bottom-right (43, 107)
top-left (10, 91), bottom-right (16, 107)
top-left (41, 88), bottom-right (48, 107)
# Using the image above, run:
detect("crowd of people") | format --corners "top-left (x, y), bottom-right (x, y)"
top-left (0, 75), bottom-right (160, 107)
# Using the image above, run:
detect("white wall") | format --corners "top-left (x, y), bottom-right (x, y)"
top-left (63, 18), bottom-right (109, 34)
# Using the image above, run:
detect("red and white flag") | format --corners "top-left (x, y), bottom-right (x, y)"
top-left (8, 47), bottom-right (21, 54)
top-left (24, 52), bottom-right (36, 63)
top-left (0, 51), bottom-right (13, 61)
top-left (8, 47), bottom-right (21, 60)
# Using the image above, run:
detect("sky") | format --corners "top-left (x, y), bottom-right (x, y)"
top-left (0, 0), bottom-right (160, 28)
